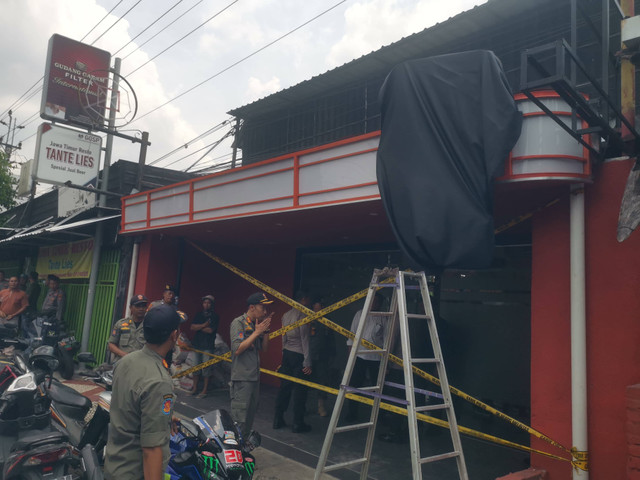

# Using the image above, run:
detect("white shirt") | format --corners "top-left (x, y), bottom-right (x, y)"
top-left (347, 309), bottom-right (388, 361)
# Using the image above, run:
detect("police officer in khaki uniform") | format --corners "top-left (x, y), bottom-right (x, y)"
top-left (230, 292), bottom-right (273, 437)
top-left (104, 304), bottom-right (181, 480)
top-left (149, 284), bottom-right (177, 310)
top-left (41, 274), bottom-right (65, 323)
top-left (107, 294), bottom-right (148, 362)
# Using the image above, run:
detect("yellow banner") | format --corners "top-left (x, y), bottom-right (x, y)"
top-left (36, 239), bottom-right (94, 279)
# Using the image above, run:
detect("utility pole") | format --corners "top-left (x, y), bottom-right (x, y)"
top-left (0, 110), bottom-right (24, 157)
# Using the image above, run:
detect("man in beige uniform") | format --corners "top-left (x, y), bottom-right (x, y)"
top-left (104, 304), bottom-right (181, 480)
top-left (107, 294), bottom-right (148, 362)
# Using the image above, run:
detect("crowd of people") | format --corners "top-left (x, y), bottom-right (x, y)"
top-left (0, 270), bottom-right (65, 336)
top-left (1, 274), bottom-right (397, 479)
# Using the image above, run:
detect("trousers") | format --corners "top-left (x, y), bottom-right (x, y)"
top-left (274, 349), bottom-right (308, 425)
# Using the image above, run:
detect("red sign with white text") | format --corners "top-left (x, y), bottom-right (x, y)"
top-left (40, 34), bottom-right (111, 127)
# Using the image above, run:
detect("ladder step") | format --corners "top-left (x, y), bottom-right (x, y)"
top-left (416, 403), bottom-right (450, 412)
top-left (420, 451), bottom-right (461, 464)
top-left (410, 357), bottom-right (440, 364)
top-left (355, 348), bottom-right (388, 355)
top-left (372, 283), bottom-right (398, 288)
top-left (406, 313), bottom-right (430, 319)
top-left (323, 457), bottom-right (368, 472)
top-left (371, 311), bottom-right (394, 316)
top-left (335, 421), bottom-right (374, 433)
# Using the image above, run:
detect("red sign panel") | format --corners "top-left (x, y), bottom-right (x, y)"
top-left (40, 34), bottom-right (111, 127)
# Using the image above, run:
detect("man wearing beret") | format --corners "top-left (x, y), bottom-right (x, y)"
top-left (149, 283), bottom-right (177, 311)
top-left (229, 292), bottom-right (273, 436)
top-left (105, 304), bottom-right (181, 480)
top-left (107, 294), bottom-right (148, 362)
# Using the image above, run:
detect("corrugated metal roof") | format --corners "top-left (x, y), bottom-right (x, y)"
top-left (228, 0), bottom-right (555, 119)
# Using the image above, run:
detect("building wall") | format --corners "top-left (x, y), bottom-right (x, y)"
top-left (134, 237), bottom-right (298, 387)
top-left (531, 159), bottom-right (640, 478)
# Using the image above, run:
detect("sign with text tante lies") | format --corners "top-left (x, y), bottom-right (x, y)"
top-left (41, 34), bottom-right (111, 127)
top-left (34, 123), bottom-right (101, 187)
top-left (36, 239), bottom-right (94, 280)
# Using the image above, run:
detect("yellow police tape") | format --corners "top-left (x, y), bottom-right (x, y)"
top-left (180, 241), bottom-right (586, 470)
top-left (178, 346), bottom-right (573, 466)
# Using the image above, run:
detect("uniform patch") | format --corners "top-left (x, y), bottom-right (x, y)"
top-left (237, 331), bottom-right (244, 340)
top-left (162, 394), bottom-right (173, 415)
top-left (112, 329), bottom-right (117, 336)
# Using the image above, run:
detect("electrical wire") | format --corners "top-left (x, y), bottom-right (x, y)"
top-left (149, 120), bottom-right (229, 165)
top-left (89, 0), bottom-right (144, 45)
top-left (113, 0), bottom-right (185, 56)
top-left (131, 0), bottom-right (347, 124)
top-left (81, 0), bottom-right (126, 42)
top-left (126, 0), bottom-right (239, 77)
top-left (121, 0), bottom-right (203, 61)
top-left (184, 128), bottom-right (234, 171)
top-left (0, 77), bottom-right (43, 121)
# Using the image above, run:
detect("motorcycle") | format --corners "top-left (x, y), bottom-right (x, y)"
top-left (0, 345), bottom-right (102, 479)
top-left (31, 315), bottom-right (80, 380)
top-left (48, 353), bottom-right (112, 463)
top-left (168, 409), bottom-right (261, 480)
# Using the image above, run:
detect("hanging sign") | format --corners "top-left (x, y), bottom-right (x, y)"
top-left (36, 239), bottom-right (94, 279)
top-left (41, 34), bottom-right (111, 127)
top-left (33, 123), bottom-right (101, 187)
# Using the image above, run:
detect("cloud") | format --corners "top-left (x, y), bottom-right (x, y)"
top-left (326, 0), bottom-right (483, 68)
top-left (245, 76), bottom-right (282, 103)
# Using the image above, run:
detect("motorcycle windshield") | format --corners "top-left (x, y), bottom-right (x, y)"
top-left (193, 409), bottom-right (237, 442)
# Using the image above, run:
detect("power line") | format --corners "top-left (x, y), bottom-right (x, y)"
top-left (126, 0), bottom-right (239, 77)
top-left (184, 128), bottom-right (234, 171)
top-left (90, 0), bottom-right (144, 45)
top-left (0, 77), bottom-right (43, 121)
top-left (113, 0), bottom-right (185, 56)
top-left (81, 0), bottom-right (126, 42)
top-left (131, 0), bottom-right (347, 124)
top-left (149, 120), bottom-right (229, 166)
top-left (122, 0), bottom-right (203, 61)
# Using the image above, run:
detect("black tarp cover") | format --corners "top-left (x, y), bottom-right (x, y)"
top-left (376, 51), bottom-right (522, 269)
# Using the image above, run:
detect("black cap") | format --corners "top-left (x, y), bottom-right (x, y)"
top-left (144, 304), bottom-right (181, 334)
top-left (202, 295), bottom-right (215, 303)
top-left (163, 283), bottom-right (176, 293)
top-left (247, 292), bottom-right (273, 305)
top-left (47, 274), bottom-right (60, 282)
top-left (130, 294), bottom-right (148, 306)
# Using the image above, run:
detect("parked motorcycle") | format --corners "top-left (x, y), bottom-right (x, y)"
top-left (31, 315), bottom-right (80, 380)
top-left (0, 345), bottom-right (102, 479)
top-left (168, 409), bottom-right (260, 480)
top-left (48, 353), bottom-right (112, 463)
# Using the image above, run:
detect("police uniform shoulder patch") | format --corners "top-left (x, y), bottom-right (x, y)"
top-left (162, 394), bottom-right (173, 415)
top-left (237, 331), bottom-right (244, 340)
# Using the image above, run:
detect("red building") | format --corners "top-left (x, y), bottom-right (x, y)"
top-left (121, 1), bottom-right (640, 478)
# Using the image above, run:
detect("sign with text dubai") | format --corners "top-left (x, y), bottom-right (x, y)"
top-left (41, 34), bottom-right (111, 127)
top-left (36, 239), bottom-right (94, 279)
top-left (34, 123), bottom-right (101, 186)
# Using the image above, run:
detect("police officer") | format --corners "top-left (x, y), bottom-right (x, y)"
top-left (104, 304), bottom-right (181, 480)
top-left (41, 274), bottom-right (65, 323)
top-left (149, 284), bottom-right (177, 310)
top-left (107, 294), bottom-right (148, 362)
top-left (230, 292), bottom-right (272, 437)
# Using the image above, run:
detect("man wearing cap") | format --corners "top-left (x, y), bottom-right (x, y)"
top-left (229, 292), bottom-right (273, 436)
top-left (107, 294), bottom-right (148, 362)
top-left (104, 304), bottom-right (181, 480)
top-left (149, 284), bottom-right (177, 310)
top-left (188, 294), bottom-right (219, 397)
top-left (40, 274), bottom-right (65, 323)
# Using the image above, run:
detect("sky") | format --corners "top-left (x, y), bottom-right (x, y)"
top-left (0, 0), bottom-right (482, 195)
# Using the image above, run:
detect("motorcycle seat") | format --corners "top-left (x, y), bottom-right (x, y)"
top-left (47, 379), bottom-right (92, 411)
top-left (13, 429), bottom-right (68, 452)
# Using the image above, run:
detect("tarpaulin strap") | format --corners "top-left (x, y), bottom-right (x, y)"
top-left (183, 242), bottom-right (578, 462)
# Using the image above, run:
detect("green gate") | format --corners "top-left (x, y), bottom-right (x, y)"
top-left (58, 248), bottom-right (120, 364)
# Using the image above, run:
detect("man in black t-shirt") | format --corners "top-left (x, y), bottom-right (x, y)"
top-left (189, 295), bottom-right (219, 397)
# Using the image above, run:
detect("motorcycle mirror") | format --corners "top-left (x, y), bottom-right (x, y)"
top-left (14, 353), bottom-right (28, 373)
top-left (181, 419), bottom-right (199, 438)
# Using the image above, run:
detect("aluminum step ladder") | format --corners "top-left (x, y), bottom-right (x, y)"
top-left (314, 268), bottom-right (468, 480)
